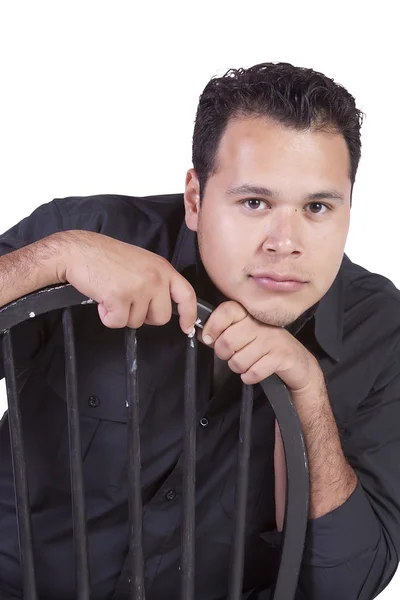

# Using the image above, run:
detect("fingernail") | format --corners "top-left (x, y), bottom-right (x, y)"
top-left (203, 335), bottom-right (213, 345)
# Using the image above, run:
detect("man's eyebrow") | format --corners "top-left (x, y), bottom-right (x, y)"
top-left (227, 184), bottom-right (277, 198)
top-left (226, 184), bottom-right (345, 204)
top-left (305, 191), bottom-right (345, 204)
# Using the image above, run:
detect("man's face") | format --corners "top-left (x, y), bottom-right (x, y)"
top-left (184, 116), bottom-right (352, 327)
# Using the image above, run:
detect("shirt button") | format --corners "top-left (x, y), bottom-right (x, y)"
top-left (88, 395), bottom-right (100, 408)
top-left (165, 489), bottom-right (177, 501)
top-left (200, 417), bottom-right (209, 427)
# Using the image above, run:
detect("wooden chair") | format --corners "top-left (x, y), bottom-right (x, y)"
top-left (0, 284), bottom-right (309, 600)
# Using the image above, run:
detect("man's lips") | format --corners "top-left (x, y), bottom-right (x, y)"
top-left (250, 271), bottom-right (306, 283)
top-left (249, 272), bottom-right (307, 292)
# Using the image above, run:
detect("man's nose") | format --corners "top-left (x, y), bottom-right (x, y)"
top-left (260, 210), bottom-right (302, 256)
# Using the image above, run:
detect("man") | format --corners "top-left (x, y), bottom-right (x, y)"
top-left (0, 62), bottom-right (399, 599)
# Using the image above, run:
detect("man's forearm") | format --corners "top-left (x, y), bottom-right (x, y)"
top-left (0, 232), bottom-right (70, 308)
top-left (275, 372), bottom-right (358, 528)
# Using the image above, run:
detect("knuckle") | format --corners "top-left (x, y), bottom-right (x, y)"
top-left (107, 284), bottom-right (129, 303)
top-left (182, 285), bottom-right (197, 303)
top-left (229, 355), bottom-right (242, 371)
top-left (146, 268), bottom-right (162, 286)
top-left (221, 302), bottom-right (234, 318)
top-left (225, 300), bottom-right (246, 317)
top-left (219, 334), bottom-right (233, 354)
top-left (248, 366), bottom-right (261, 381)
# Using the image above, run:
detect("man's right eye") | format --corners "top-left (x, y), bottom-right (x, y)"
top-left (241, 198), bottom-right (269, 211)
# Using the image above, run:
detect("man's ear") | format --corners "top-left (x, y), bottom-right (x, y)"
top-left (184, 168), bottom-right (200, 232)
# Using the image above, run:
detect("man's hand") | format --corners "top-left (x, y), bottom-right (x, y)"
top-left (202, 300), bottom-right (358, 523)
top-left (57, 230), bottom-right (197, 333)
top-left (200, 300), bottom-right (322, 393)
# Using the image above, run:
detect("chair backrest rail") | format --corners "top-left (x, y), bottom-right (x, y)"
top-left (228, 383), bottom-right (254, 600)
top-left (62, 307), bottom-right (91, 599)
top-left (181, 334), bottom-right (198, 600)
top-left (260, 376), bottom-right (310, 600)
top-left (125, 328), bottom-right (145, 600)
top-left (2, 330), bottom-right (38, 600)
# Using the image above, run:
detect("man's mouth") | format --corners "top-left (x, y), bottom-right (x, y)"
top-left (249, 271), bottom-right (307, 292)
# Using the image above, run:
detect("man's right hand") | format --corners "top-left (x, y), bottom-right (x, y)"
top-left (58, 230), bottom-right (197, 333)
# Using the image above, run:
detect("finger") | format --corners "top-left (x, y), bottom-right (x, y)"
top-left (213, 320), bottom-right (257, 360)
top-left (197, 328), bottom-right (214, 348)
top-left (240, 354), bottom-right (276, 385)
top-left (127, 298), bottom-right (151, 329)
top-left (145, 290), bottom-right (173, 326)
top-left (98, 299), bottom-right (131, 329)
top-left (202, 301), bottom-right (247, 346)
top-left (227, 338), bottom-right (271, 374)
top-left (169, 273), bottom-right (197, 334)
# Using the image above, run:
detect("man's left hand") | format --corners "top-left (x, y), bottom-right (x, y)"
top-left (200, 300), bottom-right (322, 393)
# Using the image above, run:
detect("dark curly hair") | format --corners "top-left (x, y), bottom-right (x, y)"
top-left (192, 62), bottom-right (364, 199)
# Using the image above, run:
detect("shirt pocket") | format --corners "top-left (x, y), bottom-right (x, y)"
top-left (44, 343), bottom-right (156, 493)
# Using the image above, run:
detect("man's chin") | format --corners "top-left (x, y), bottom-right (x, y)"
top-left (246, 306), bottom-right (301, 328)
top-left (214, 289), bottom-right (304, 327)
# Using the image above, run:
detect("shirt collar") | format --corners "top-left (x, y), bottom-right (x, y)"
top-left (313, 265), bottom-right (344, 362)
top-left (171, 221), bottom-right (344, 362)
top-left (171, 218), bottom-right (198, 274)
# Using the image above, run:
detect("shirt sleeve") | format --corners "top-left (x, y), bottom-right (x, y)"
top-left (297, 340), bottom-right (400, 600)
top-left (0, 199), bottom-right (66, 380)
top-left (0, 192), bottom-right (160, 381)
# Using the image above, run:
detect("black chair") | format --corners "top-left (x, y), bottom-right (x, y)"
top-left (0, 284), bottom-right (309, 600)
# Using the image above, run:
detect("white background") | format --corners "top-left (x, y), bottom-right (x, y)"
top-left (0, 1), bottom-right (399, 596)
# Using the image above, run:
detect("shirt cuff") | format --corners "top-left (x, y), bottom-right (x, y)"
top-left (301, 482), bottom-right (381, 567)
top-left (260, 483), bottom-right (381, 568)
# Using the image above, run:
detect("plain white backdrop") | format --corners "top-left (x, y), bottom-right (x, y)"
top-left (0, 1), bottom-right (399, 597)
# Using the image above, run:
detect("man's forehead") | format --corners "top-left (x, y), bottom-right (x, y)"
top-left (210, 118), bottom-right (352, 188)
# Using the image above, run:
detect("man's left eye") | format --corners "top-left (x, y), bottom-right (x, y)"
top-left (307, 203), bottom-right (330, 214)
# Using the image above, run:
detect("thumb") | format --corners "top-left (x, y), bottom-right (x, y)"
top-left (169, 273), bottom-right (197, 334)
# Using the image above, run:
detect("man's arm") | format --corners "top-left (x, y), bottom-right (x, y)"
top-left (274, 378), bottom-right (358, 528)
top-left (274, 354), bottom-right (400, 600)
top-left (0, 201), bottom-right (69, 379)
top-left (0, 233), bottom-right (69, 308)
top-left (0, 200), bottom-right (72, 309)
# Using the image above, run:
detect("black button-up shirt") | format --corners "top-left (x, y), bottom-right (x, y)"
top-left (0, 193), bottom-right (400, 600)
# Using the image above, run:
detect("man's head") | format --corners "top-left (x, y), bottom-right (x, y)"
top-left (184, 62), bottom-right (363, 327)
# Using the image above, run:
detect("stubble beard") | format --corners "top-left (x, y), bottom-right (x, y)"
top-left (246, 306), bottom-right (299, 328)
